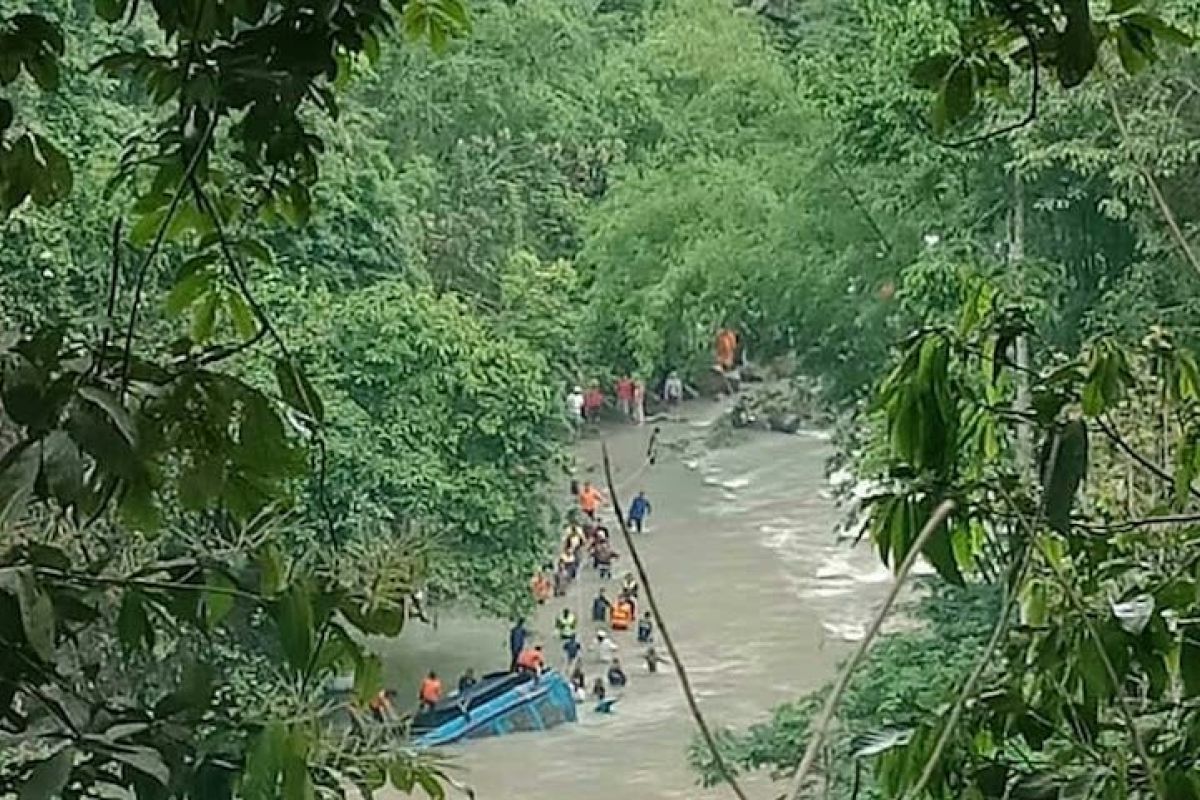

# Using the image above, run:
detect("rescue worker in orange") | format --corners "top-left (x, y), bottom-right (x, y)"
top-left (610, 597), bottom-right (635, 631)
top-left (515, 644), bottom-right (546, 676)
top-left (715, 327), bottom-right (738, 371)
top-left (418, 671), bottom-right (442, 712)
top-left (578, 481), bottom-right (605, 520)
top-left (530, 567), bottom-right (552, 604)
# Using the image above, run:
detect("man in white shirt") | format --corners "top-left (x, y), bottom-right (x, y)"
top-left (566, 386), bottom-right (584, 428)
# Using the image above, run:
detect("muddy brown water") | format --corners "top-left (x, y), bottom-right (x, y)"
top-left (375, 405), bottom-right (893, 799)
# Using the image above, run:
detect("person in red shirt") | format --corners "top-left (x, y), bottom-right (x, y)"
top-left (583, 383), bottom-right (605, 423)
top-left (615, 376), bottom-right (635, 419)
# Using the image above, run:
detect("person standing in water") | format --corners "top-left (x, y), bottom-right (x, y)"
top-left (578, 481), bottom-right (605, 520)
top-left (591, 588), bottom-right (612, 623)
top-left (418, 671), bottom-right (442, 712)
top-left (663, 371), bottom-right (683, 407)
top-left (647, 426), bottom-right (661, 466)
top-left (508, 618), bottom-right (527, 671)
top-left (627, 490), bottom-right (652, 533)
top-left (566, 386), bottom-right (585, 437)
top-left (637, 610), bottom-right (654, 643)
top-left (555, 607), bottom-right (578, 644)
top-left (616, 375), bottom-right (634, 419)
top-left (715, 326), bottom-right (738, 372)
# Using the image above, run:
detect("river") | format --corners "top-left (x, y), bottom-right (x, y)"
top-left (376, 404), bottom-right (893, 799)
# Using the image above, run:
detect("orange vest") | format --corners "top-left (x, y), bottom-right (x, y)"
top-left (516, 647), bottom-right (544, 671)
top-left (419, 678), bottom-right (442, 704)
top-left (611, 601), bottom-right (633, 630)
top-left (716, 329), bottom-right (737, 369)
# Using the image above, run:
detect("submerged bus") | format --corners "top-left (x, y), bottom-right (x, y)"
top-left (411, 670), bottom-right (577, 746)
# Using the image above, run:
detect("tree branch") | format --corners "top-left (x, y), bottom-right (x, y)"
top-left (119, 116), bottom-right (218, 398)
top-left (783, 499), bottom-right (956, 800)
top-left (1107, 89), bottom-right (1200, 279)
top-left (601, 443), bottom-right (751, 800)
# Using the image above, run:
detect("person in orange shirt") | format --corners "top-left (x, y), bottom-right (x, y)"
top-left (530, 568), bottom-right (552, 604)
top-left (715, 327), bottom-right (738, 371)
top-left (578, 481), bottom-right (605, 520)
top-left (515, 644), bottom-right (546, 676)
top-left (418, 671), bottom-right (442, 712)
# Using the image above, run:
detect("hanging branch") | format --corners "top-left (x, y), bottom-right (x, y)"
top-left (936, 24), bottom-right (1040, 149)
top-left (1096, 415), bottom-right (1200, 501)
top-left (118, 115), bottom-right (218, 398)
top-left (901, 435), bottom-right (1061, 800)
top-left (828, 159), bottom-right (893, 256)
top-left (190, 179), bottom-right (340, 548)
top-left (1107, 90), bottom-right (1200, 279)
top-left (600, 443), bottom-right (751, 800)
top-left (783, 500), bottom-right (956, 800)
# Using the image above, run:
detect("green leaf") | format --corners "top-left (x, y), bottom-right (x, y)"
top-left (237, 238), bottom-right (273, 265)
top-left (155, 660), bottom-right (215, 717)
top-left (910, 53), bottom-right (954, 89)
top-left (274, 359), bottom-right (324, 424)
top-left (0, 566), bottom-right (56, 660)
top-left (936, 61), bottom-right (975, 133)
top-left (41, 430), bottom-right (84, 506)
top-left (1040, 420), bottom-right (1088, 534)
top-left (1182, 639), bottom-right (1200, 698)
top-left (258, 544), bottom-right (284, 597)
top-left (282, 746), bottom-right (315, 800)
top-left (922, 514), bottom-right (964, 586)
top-left (0, 440), bottom-right (41, 524)
top-left (191, 290), bottom-right (219, 343)
top-left (243, 724), bottom-right (285, 799)
top-left (273, 584), bottom-right (314, 671)
top-left (106, 745), bottom-right (169, 785)
top-left (204, 571), bottom-right (236, 628)
top-left (1057, 0), bottom-right (1097, 87)
top-left (227, 291), bottom-right (257, 339)
top-left (77, 386), bottom-right (136, 444)
top-left (1126, 12), bottom-right (1193, 46)
top-left (19, 747), bottom-right (74, 800)
top-left (25, 52), bottom-right (60, 92)
top-left (94, 0), bottom-right (129, 22)
top-left (415, 770), bottom-right (445, 800)
top-left (129, 207), bottom-right (168, 248)
top-left (165, 269), bottom-right (214, 317)
top-left (353, 652), bottom-right (383, 705)
top-left (117, 589), bottom-right (151, 652)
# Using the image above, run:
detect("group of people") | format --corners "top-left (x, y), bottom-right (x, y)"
top-left (565, 370), bottom-right (698, 432)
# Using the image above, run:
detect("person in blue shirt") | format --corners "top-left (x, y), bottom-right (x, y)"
top-left (508, 618), bottom-right (527, 672)
top-left (628, 490), bottom-right (652, 533)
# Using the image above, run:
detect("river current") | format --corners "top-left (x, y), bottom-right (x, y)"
top-left (377, 405), bottom-right (892, 799)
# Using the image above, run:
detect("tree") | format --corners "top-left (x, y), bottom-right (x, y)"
top-left (1, 2), bottom-right (472, 798)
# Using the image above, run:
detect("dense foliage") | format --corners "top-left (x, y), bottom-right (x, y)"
top-left (5, 0), bottom-right (1200, 798)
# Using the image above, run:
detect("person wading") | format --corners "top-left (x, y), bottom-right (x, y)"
top-left (555, 607), bottom-right (578, 643)
top-left (418, 672), bottom-right (442, 713)
top-left (508, 618), bottom-right (527, 671)
top-left (627, 490), bottom-right (652, 533)
top-left (578, 481), bottom-right (605, 520)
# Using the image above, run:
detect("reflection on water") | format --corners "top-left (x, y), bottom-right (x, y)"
top-left (376, 413), bottom-right (892, 799)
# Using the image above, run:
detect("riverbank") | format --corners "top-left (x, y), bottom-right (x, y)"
top-left (376, 401), bottom-right (893, 798)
